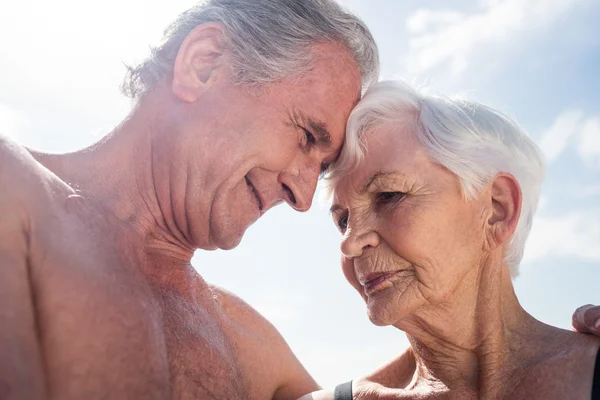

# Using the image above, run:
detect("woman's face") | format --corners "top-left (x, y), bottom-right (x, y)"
top-left (331, 124), bottom-right (491, 326)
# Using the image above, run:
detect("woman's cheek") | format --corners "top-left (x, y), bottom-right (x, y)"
top-left (341, 256), bottom-right (365, 300)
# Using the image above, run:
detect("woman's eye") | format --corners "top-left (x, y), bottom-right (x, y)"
top-left (376, 192), bottom-right (406, 203)
top-left (337, 215), bottom-right (348, 232)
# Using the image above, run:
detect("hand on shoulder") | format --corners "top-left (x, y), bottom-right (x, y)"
top-left (573, 304), bottom-right (600, 336)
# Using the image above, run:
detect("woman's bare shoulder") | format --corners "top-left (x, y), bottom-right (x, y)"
top-left (510, 330), bottom-right (600, 399)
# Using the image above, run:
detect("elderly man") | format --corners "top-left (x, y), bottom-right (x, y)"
top-left (0, 1), bottom-right (377, 399)
top-left (0, 1), bottom-right (596, 399)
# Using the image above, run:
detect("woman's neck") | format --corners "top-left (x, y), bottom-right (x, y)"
top-left (394, 254), bottom-right (557, 397)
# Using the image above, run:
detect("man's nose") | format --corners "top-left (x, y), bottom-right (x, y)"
top-left (279, 162), bottom-right (320, 212)
top-left (341, 226), bottom-right (380, 259)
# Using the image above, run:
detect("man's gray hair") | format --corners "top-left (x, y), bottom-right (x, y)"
top-left (122, 0), bottom-right (379, 98)
top-left (324, 80), bottom-right (545, 277)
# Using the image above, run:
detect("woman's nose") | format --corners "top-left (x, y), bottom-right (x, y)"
top-left (341, 227), bottom-right (380, 259)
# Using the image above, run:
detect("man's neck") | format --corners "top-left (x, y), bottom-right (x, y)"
top-left (394, 255), bottom-right (556, 398)
top-left (29, 97), bottom-right (198, 266)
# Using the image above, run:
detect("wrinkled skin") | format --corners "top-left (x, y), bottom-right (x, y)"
top-left (331, 124), bottom-right (491, 327)
top-left (0, 22), bottom-right (362, 400)
top-left (309, 121), bottom-right (600, 399)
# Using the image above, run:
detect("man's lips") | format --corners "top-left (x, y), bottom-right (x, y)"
top-left (245, 176), bottom-right (264, 212)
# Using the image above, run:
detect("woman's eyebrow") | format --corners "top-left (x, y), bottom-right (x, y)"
top-left (363, 170), bottom-right (405, 192)
top-left (329, 204), bottom-right (344, 214)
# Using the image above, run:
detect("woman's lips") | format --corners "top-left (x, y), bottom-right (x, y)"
top-left (361, 271), bottom-right (400, 294)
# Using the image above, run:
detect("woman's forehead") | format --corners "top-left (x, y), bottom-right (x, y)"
top-left (350, 127), bottom-right (422, 176)
top-left (332, 125), bottom-right (452, 202)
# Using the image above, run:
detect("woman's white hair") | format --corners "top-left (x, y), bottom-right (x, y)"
top-left (324, 80), bottom-right (545, 277)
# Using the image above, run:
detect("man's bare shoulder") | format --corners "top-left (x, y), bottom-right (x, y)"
top-left (0, 135), bottom-right (71, 203)
top-left (0, 136), bottom-right (39, 227)
top-left (209, 285), bottom-right (287, 343)
top-left (0, 135), bottom-right (50, 400)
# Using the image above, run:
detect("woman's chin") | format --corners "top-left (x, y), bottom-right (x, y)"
top-left (366, 303), bottom-right (401, 326)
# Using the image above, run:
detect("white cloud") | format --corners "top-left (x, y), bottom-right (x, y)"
top-left (577, 117), bottom-right (600, 168)
top-left (524, 209), bottom-right (600, 263)
top-left (536, 109), bottom-right (600, 167)
top-left (524, 110), bottom-right (600, 264)
top-left (405, 0), bottom-right (584, 75)
top-left (0, 104), bottom-right (25, 140)
top-left (406, 10), bottom-right (464, 35)
top-left (538, 110), bottom-right (584, 163)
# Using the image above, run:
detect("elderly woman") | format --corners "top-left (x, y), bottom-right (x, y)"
top-left (307, 81), bottom-right (600, 400)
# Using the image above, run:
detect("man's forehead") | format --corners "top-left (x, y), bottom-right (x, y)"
top-left (298, 44), bottom-right (362, 110)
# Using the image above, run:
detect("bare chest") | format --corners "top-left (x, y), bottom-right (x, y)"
top-left (29, 208), bottom-right (250, 399)
top-left (158, 292), bottom-right (250, 400)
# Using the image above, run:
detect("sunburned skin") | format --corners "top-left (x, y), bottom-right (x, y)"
top-left (2, 141), bottom-right (245, 399)
top-left (0, 134), bottom-right (316, 400)
top-left (0, 21), bottom-right (362, 399)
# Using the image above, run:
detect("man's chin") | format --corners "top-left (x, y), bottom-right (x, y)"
top-left (208, 207), bottom-right (260, 250)
top-left (210, 225), bottom-right (248, 251)
top-left (218, 237), bottom-right (243, 250)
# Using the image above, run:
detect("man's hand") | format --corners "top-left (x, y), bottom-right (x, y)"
top-left (572, 304), bottom-right (600, 336)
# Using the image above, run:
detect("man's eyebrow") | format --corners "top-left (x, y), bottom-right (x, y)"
top-left (294, 110), bottom-right (332, 147)
top-left (306, 117), bottom-right (332, 146)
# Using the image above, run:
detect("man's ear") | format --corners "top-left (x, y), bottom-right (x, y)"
top-left (487, 173), bottom-right (522, 249)
top-left (172, 22), bottom-right (225, 103)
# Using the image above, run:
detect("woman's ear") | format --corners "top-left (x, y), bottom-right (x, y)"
top-left (172, 22), bottom-right (225, 103)
top-left (487, 173), bottom-right (522, 249)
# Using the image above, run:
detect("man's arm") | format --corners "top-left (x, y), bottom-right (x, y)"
top-left (211, 286), bottom-right (320, 400)
top-left (270, 335), bottom-right (320, 400)
top-left (0, 138), bottom-right (47, 399)
top-left (297, 389), bottom-right (334, 400)
top-left (573, 304), bottom-right (600, 336)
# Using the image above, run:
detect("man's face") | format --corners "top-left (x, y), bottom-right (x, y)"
top-left (160, 42), bottom-right (362, 250)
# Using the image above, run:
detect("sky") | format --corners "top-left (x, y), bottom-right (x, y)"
top-left (1, 0), bottom-right (599, 390)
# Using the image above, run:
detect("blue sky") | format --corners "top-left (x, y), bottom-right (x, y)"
top-left (1, 0), bottom-right (599, 389)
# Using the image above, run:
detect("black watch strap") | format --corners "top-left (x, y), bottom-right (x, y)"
top-left (333, 380), bottom-right (352, 400)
